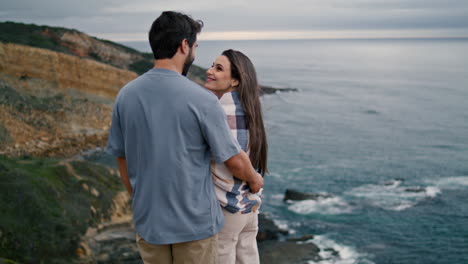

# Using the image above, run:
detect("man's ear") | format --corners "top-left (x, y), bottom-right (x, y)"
top-left (180, 39), bottom-right (190, 54)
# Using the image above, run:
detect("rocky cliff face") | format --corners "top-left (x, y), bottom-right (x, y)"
top-left (59, 31), bottom-right (147, 70)
top-left (0, 42), bottom-right (140, 157)
top-left (0, 42), bottom-right (137, 99)
top-left (0, 41), bottom-right (210, 157)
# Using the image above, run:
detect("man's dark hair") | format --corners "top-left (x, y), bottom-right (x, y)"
top-left (149, 11), bottom-right (203, 60)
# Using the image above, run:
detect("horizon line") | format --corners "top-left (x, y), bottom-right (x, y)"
top-left (94, 29), bottom-right (468, 42)
top-left (118, 36), bottom-right (468, 42)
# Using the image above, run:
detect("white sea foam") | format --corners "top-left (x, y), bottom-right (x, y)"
top-left (429, 176), bottom-right (468, 189)
top-left (425, 186), bottom-right (441, 197)
top-left (392, 202), bottom-right (414, 211)
top-left (290, 167), bottom-right (303, 173)
top-left (346, 180), bottom-right (440, 211)
top-left (271, 194), bottom-right (285, 200)
top-left (288, 196), bottom-right (353, 215)
top-left (308, 160), bottom-right (357, 170)
top-left (268, 172), bottom-right (283, 178)
top-left (273, 219), bottom-right (290, 232)
top-left (305, 235), bottom-right (374, 264)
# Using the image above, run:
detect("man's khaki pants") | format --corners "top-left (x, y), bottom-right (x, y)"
top-left (136, 233), bottom-right (218, 264)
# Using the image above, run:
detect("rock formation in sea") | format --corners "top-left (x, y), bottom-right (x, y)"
top-left (284, 188), bottom-right (333, 201)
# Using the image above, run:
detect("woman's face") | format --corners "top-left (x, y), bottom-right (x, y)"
top-left (204, 55), bottom-right (238, 97)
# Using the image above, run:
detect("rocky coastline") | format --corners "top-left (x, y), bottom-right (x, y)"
top-left (77, 185), bottom-right (325, 264)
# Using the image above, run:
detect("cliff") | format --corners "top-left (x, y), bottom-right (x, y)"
top-left (0, 22), bottom-right (209, 157)
top-left (0, 21), bottom-right (205, 78)
top-left (0, 42), bottom-right (137, 99)
top-left (0, 42), bottom-right (213, 157)
top-left (0, 43), bottom-right (129, 157)
top-left (0, 21), bottom-right (151, 74)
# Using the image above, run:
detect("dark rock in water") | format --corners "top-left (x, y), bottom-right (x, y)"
top-left (284, 189), bottom-right (333, 201)
top-left (324, 247), bottom-right (340, 257)
top-left (260, 85), bottom-right (298, 95)
top-left (364, 109), bottom-right (380, 115)
top-left (287, 234), bottom-right (314, 242)
top-left (257, 213), bottom-right (288, 241)
top-left (258, 241), bottom-right (321, 264)
top-left (405, 187), bottom-right (426, 193)
top-left (256, 213), bottom-right (323, 263)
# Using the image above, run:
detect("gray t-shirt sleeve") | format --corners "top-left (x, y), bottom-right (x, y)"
top-left (106, 97), bottom-right (125, 157)
top-left (200, 99), bottom-right (241, 163)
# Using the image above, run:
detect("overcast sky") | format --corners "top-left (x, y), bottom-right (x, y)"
top-left (1, 0), bottom-right (468, 40)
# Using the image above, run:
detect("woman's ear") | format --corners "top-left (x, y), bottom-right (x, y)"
top-left (231, 79), bottom-right (239, 87)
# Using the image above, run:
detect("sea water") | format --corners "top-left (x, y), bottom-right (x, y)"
top-left (117, 38), bottom-right (468, 264)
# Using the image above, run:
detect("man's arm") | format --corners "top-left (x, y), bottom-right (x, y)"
top-left (224, 150), bottom-right (264, 193)
top-left (117, 157), bottom-right (133, 196)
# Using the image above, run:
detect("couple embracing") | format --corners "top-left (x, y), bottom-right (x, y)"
top-left (106, 11), bottom-right (268, 264)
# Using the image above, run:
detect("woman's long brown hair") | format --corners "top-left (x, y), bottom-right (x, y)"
top-left (222, 49), bottom-right (268, 176)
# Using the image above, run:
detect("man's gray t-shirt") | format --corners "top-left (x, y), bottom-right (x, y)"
top-left (106, 68), bottom-right (241, 244)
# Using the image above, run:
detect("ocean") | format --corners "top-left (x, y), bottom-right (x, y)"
top-left (116, 38), bottom-right (468, 263)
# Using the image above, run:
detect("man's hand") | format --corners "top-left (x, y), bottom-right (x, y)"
top-left (249, 173), bottom-right (264, 193)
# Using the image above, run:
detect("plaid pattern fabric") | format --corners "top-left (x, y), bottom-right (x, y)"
top-left (212, 91), bottom-right (262, 214)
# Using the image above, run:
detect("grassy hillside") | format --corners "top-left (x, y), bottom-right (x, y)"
top-left (0, 155), bottom-right (126, 263)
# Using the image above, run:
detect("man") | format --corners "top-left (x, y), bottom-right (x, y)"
top-left (106, 11), bottom-right (263, 264)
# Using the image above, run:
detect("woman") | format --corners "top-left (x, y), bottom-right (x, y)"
top-left (204, 49), bottom-right (268, 264)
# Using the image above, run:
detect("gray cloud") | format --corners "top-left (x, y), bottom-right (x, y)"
top-left (1, 0), bottom-right (467, 37)
top-left (199, 9), bottom-right (468, 31)
top-left (0, 0), bottom-right (117, 18)
top-left (340, 0), bottom-right (468, 10)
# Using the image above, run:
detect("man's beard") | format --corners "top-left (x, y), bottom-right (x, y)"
top-left (182, 48), bottom-right (194, 76)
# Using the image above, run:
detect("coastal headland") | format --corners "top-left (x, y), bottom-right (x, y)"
top-left (0, 22), bottom-right (306, 263)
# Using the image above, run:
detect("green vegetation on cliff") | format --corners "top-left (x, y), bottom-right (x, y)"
top-left (0, 123), bottom-right (11, 147)
top-left (0, 81), bottom-right (65, 114)
top-left (0, 21), bottom-right (72, 54)
top-left (0, 156), bottom-right (125, 263)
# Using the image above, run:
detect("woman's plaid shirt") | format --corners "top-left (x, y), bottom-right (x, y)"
top-left (211, 91), bottom-right (262, 214)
